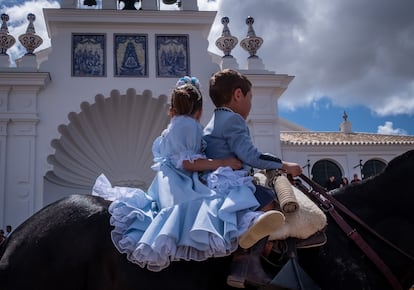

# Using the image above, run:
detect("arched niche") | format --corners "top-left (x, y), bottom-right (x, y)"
top-left (43, 88), bottom-right (169, 205)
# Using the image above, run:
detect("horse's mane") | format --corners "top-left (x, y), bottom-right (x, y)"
top-left (332, 149), bottom-right (414, 223)
top-left (384, 149), bottom-right (414, 173)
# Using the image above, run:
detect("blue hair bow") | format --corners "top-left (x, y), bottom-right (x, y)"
top-left (176, 76), bottom-right (200, 89)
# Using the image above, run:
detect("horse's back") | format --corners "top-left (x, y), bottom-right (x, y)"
top-left (0, 194), bottom-right (114, 290)
top-left (0, 194), bottom-right (234, 290)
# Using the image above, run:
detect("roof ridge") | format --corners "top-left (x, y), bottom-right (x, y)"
top-left (280, 131), bottom-right (414, 146)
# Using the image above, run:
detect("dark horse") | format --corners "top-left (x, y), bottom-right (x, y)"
top-left (1, 150), bottom-right (414, 290)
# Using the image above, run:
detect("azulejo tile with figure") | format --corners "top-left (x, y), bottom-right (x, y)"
top-left (114, 34), bottom-right (148, 77)
top-left (156, 35), bottom-right (189, 78)
top-left (72, 34), bottom-right (106, 77)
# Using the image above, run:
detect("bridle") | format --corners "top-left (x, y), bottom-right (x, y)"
top-left (292, 174), bottom-right (414, 290)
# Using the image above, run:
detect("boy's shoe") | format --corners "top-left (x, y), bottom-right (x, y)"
top-left (239, 210), bottom-right (285, 249)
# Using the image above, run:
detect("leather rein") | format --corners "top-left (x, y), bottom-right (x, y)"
top-left (292, 173), bottom-right (414, 290)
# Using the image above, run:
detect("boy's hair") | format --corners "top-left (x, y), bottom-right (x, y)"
top-left (209, 69), bottom-right (252, 107)
top-left (170, 82), bottom-right (202, 116)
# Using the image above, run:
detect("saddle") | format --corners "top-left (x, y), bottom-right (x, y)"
top-left (252, 171), bottom-right (327, 290)
top-left (253, 171), bottom-right (327, 242)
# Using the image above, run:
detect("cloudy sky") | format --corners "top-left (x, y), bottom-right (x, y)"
top-left (1, 0), bottom-right (414, 135)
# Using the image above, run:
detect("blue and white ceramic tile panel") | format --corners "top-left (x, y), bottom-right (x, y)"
top-left (72, 34), bottom-right (106, 77)
top-left (114, 34), bottom-right (148, 77)
top-left (156, 35), bottom-right (189, 78)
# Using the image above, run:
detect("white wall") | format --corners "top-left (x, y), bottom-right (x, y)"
top-left (1, 7), bottom-right (290, 228)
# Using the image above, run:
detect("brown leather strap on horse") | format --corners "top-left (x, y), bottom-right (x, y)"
top-left (296, 174), bottom-right (404, 290)
top-left (298, 174), bottom-right (414, 262)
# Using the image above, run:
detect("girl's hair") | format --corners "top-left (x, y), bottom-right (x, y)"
top-left (170, 76), bottom-right (203, 116)
top-left (209, 68), bottom-right (252, 107)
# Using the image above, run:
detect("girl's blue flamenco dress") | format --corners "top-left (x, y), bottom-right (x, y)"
top-left (93, 115), bottom-right (260, 271)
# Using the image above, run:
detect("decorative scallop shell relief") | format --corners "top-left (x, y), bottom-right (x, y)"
top-left (46, 88), bottom-right (169, 190)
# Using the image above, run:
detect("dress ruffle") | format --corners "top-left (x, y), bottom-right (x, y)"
top-left (92, 116), bottom-right (262, 272)
top-left (93, 170), bottom-right (260, 272)
top-left (126, 197), bottom-right (239, 271)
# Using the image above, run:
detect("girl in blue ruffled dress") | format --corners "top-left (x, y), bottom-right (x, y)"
top-left (92, 76), bottom-right (282, 272)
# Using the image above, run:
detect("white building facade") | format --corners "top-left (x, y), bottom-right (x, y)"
top-left (0, 0), bottom-right (413, 229)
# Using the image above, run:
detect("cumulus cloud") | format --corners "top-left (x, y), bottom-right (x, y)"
top-left (207, 0), bottom-right (414, 118)
top-left (372, 92), bottom-right (414, 116)
top-left (377, 121), bottom-right (408, 135)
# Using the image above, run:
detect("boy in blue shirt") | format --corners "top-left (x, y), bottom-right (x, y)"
top-left (203, 68), bottom-right (302, 288)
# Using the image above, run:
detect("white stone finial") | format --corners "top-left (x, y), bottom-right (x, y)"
top-left (18, 13), bottom-right (43, 55)
top-left (340, 111), bottom-right (353, 133)
top-left (1, 14), bottom-right (10, 33)
top-left (0, 14), bottom-right (16, 56)
top-left (215, 17), bottom-right (238, 58)
top-left (240, 16), bottom-right (263, 58)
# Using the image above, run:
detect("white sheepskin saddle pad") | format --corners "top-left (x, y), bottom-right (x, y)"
top-left (254, 173), bottom-right (327, 241)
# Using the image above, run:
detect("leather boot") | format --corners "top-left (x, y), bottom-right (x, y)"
top-left (226, 237), bottom-right (272, 288)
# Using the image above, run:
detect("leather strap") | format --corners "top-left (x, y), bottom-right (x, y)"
top-left (295, 174), bottom-right (403, 290)
top-left (298, 174), bottom-right (414, 262)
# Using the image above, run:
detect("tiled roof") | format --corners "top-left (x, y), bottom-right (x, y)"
top-left (280, 131), bottom-right (414, 146)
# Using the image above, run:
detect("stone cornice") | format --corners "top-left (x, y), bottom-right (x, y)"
top-left (0, 71), bottom-right (51, 87)
top-left (243, 73), bottom-right (295, 100)
top-left (245, 73), bottom-right (295, 88)
top-left (44, 8), bottom-right (217, 37)
top-left (280, 131), bottom-right (414, 146)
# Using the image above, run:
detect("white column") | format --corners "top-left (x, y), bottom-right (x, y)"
top-left (244, 73), bottom-right (294, 157)
top-left (0, 119), bottom-right (8, 228)
top-left (5, 117), bottom-right (39, 227)
top-left (0, 72), bottom-right (50, 227)
top-left (0, 86), bottom-right (10, 228)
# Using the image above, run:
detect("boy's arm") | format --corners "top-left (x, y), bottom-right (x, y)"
top-left (224, 114), bottom-right (301, 176)
top-left (258, 154), bottom-right (302, 176)
top-left (224, 114), bottom-right (284, 170)
top-left (182, 157), bottom-right (242, 172)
